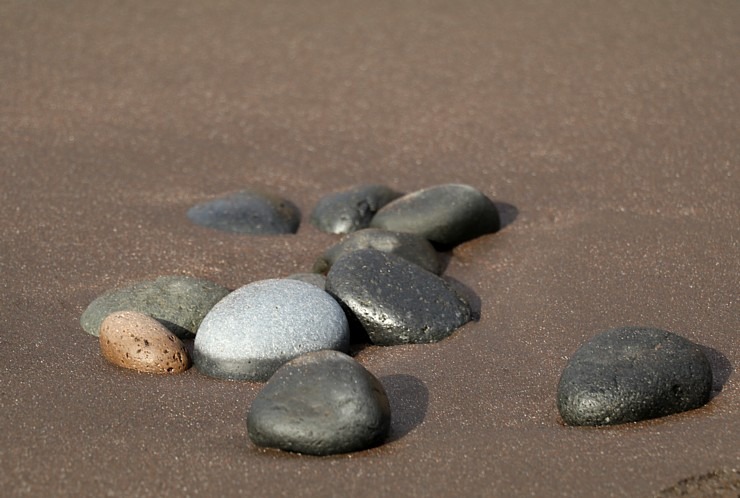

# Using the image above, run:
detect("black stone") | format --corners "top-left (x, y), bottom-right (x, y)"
top-left (370, 183), bottom-right (500, 247)
top-left (187, 189), bottom-right (300, 234)
top-left (310, 184), bottom-right (402, 234)
top-left (247, 350), bottom-right (391, 455)
top-left (325, 249), bottom-right (471, 345)
top-left (312, 228), bottom-right (442, 275)
top-left (557, 326), bottom-right (713, 426)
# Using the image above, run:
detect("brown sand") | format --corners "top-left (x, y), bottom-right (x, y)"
top-left (1, 1), bottom-right (738, 496)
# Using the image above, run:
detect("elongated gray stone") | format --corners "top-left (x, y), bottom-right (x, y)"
top-left (557, 327), bottom-right (713, 426)
top-left (193, 279), bottom-right (349, 381)
top-left (247, 350), bottom-right (391, 455)
top-left (310, 184), bottom-right (402, 234)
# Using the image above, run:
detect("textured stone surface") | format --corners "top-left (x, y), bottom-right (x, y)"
top-left (247, 350), bottom-right (391, 455)
top-left (193, 279), bottom-right (349, 381)
top-left (80, 276), bottom-right (231, 338)
top-left (312, 228), bottom-right (442, 275)
top-left (310, 184), bottom-right (402, 234)
top-left (326, 249), bottom-right (471, 345)
top-left (99, 311), bottom-right (190, 374)
top-left (370, 183), bottom-right (500, 247)
top-left (187, 189), bottom-right (301, 234)
top-left (557, 326), bottom-right (713, 426)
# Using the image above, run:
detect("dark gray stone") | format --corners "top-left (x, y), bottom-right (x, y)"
top-left (312, 228), bottom-right (442, 275)
top-left (369, 183), bottom-right (500, 247)
top-left (325, 249), bottom-right (471, 345)
top-left (247, 350), bottom-right (391, 455)
top-left (187, 189), bottom-right (300, 234)
top-left (80, 275), bottom-right (230, 339)
top-left (310, 184), bottom-right (402, 234)
top-left (557, 326), bottom-right (713, 426)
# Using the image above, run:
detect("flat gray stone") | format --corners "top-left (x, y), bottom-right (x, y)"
top-left (310, 184), bottom-right (402, 234)
top-left (80, 275), bottom-right (230, 339)
top-left (193, 279), bottom-right (349, 381)
top-left (325, 249), bottom-right (471, 345)
top-left (557, 326), bottom-right (713, 426)
top-left (187, 189), bottom-right (300, 234)
top-left (247, 350), bottom-right (391, 455)
top-left (370, 183), bottom-right (500, 247)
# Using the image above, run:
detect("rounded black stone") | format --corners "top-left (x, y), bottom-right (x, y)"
top-left (247, 350), bottom-right (391, 455)
top-left (312, 228), bottom-right (442, 275)
top-left (325, 249), bottom-right (471, 345)
top-left (187, 189), bottom-right (300, 234)
top-left (369, 183), bottom-right (500, 247)
top-left (557, 326), bottom-right (713, 426)
top-left (310, 184), bottom-right (402, 234)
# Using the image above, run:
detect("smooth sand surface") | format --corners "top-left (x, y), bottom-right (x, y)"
top-left (1, 1), bottom-right (738, 496)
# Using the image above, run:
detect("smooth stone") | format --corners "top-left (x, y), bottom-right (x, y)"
top-left (310, 184), bottom-right (402, 234)
top-left (99, 311), bottom-right (190, 374)
top-left (557, 326), bottom-right (713, 426)
top-left (369, 183), bottom-right (500, 247)
top-left (247, 350), bottom-right (391, 455)
top-left (187, 189), bottom-right (301, 234)
top-left (312, 228), bottom-right (442, 275)
top-left (80, 275), bottom-right (230, 339)
top-left (286, 272), bottom-right (326, 290)
top-left (193, 279), bottom-right (349, 381)
top-left (325, 249), bottom-right (471, 345)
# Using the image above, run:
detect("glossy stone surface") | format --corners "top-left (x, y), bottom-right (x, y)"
top-left (310, 184), bottom-right (402, 234)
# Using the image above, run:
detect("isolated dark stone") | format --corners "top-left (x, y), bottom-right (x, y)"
top-left (325, 249), bottom-right (471, 345)
top-left (247, 350), bottom-right (391, 455)
top-left (312, 228), bottom-right (442, 275)
top-left (557, 326), bottom-right (713, 426)
top-left (310, 184), bottom-right (402, 234)
top-left (369, 183), bottom-right (500, 247)
top-left (187, 189), bottom-right (300, 234)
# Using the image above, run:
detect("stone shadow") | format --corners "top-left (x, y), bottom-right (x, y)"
top-left (381, 374), bottom-right (429, 442)
top-left (494, 201), bottom-right (518, 230)
top-left (699, 344), bottom-right (732, 399)
top-left (443, 276), bottom-right (482, 321)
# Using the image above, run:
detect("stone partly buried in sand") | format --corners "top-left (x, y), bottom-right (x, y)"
top-left (81, 275), bottom-right (230, 339)
top-left (193, 279), bottom-right (350, 381)
top-left (310, 184), bottom-right (403, 234)
top-left (247, 350), bottom-right (391, 456)
top-left (99, 311), bottom-right (190, 374)
top-left (557, 326), bottom-right (713, 426)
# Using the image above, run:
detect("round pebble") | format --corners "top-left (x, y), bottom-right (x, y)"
top-left (557, 326), bottom-right (713, 426)
top-left (247, 350), bottom-right (391, 455)
top-left (193, 279), bottom-right (350, 381)
top-left (99, 311), bottom-right (190, 374)
top-left (310, 184), bottom-right (402, 234)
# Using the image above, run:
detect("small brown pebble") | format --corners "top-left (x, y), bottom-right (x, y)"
top-left (99, 311), bottom-right (190, 374)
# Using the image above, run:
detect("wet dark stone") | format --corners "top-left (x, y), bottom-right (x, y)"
top-left (247, 350), bottom-right (391, 455)
top-left (325, 249), bottom-right (471, 345)
top-left (369, 183), bottom-right (500, 247)
top-left (187, 189), bottom-right (300, 234)
top-left (312, 228), bottom-right (442, 275)
top-left (310, 184), bottom-right (402, 234)
top-left (557, 326), bottom-right (713, 426)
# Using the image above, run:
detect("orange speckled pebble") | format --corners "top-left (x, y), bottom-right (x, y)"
top-left (99, 311), bottom-right (190, 374)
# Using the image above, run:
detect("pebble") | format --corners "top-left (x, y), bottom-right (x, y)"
top-left (99, 311), bottom-right (190, 374)
top-left (310, 184), bottom-right (402, 234)
top-left (247, 350), bottom-right (391, 455)
top-left (187, 189), bottom-right (301, 234)
top-left (80, 275), bottom-right (230, 339)
top-left (325, 249), bottom-right (471, 345)
top-left (312, 228), bottom-right (442, 275)
top-left (193, 279), bottom-right (349, 381)
top-left (557, 326), bottom-right (713, 426)
top-left (370, 183), bottom-right (500, 247)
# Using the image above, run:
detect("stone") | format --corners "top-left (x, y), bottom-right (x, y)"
top-left (247, 350), bottom-right (391, 455)
top-left (187, 189), bottom-right (301, 234)
top-left (370, 183), bottom-right (500, 247)
top-left (81, 275), bottom-right (230, 339)
top-left (312, 228), bottom-right (442, 275)
top-left (310, 184), bottom-right (402, 234)
top-left (99, 311), bottom-right (190, 374)
top-left (286, 272), bottom-right (326, 290)
top-left (193, 279), bottom-right (350, 381)
top-left (557, 326), bottom-right (713, 426)
top-left (325, 249), bottom-right (471, 345)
